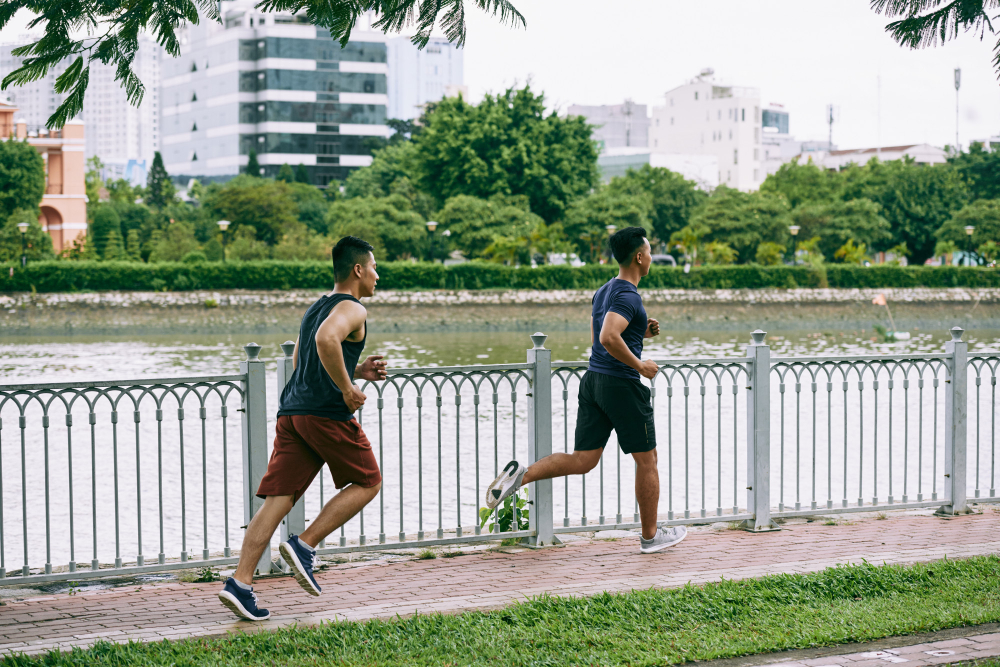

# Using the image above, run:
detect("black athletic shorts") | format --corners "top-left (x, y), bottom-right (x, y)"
top-left (574, 371), bottom-right (656, 454)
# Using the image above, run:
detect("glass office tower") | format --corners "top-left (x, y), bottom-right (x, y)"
top-left (160, 4), bottom-right (389, 187)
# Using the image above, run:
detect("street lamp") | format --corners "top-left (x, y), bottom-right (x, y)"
top-left (965, 225), bottom-right (975, 266)
top-left (788, 225), bottom-right (800, 264)
top-left (426, 221), bottom-right (438, 262)
top-left (217, 220), bottom-right (231, 262)
top-left (17, 221), bottom-right (28, 268)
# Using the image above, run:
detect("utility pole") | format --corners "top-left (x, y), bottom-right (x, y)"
top-left (954, 68), bottom-right (961, 153)
top-left (876, 76), bottom-right (881, 159)
top-left (826, 104), bottom-right (835, 150)
top-left (623, 99), bottom-right (634, 148)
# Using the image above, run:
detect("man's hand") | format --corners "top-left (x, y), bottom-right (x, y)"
top-left (357, 355), bottom-right (388, 382)
top-left (344, 384), bottom-right (368, 413)
top-left (644, 318), bottom-right (660, 339)
top-left (638, 359), bottom-right (659, 379)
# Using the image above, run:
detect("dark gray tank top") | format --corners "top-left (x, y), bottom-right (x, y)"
top-left (277, 293), bottom-right (366, 421)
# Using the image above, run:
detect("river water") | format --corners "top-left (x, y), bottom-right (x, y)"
top-left (2, 326), bottom-right (999, 575)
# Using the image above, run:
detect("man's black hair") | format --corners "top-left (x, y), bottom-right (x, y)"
top-left (333, 236), bottom-right (375, 282)
top-left (608, 227), bottom-right (648, 265)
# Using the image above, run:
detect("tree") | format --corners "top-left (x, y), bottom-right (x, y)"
top-left (790, 198), bottom-right (893, 260)
top-left (146, 152), bottom-right (175, 210)
top-left (89, 206), bottom-right (122, 259)
top-left (226, 226), bottom-right (270, 261)
top-left (287, 182), bottom-right (330, 234)
top-left (607, 164), bottom-right (706, 245)
top-left (125, 228), bottom-right (142, 261)
top-left (949, 142), bottom-right (1000, 201)
top-left (277, 163), bottom-right (295, 183)
top-left (562, 188), bottom-right (652, 263)
top-left (295, 163), bottom-right (310, 184)
top-left (0, 208), bottom-right (54, 262)
top-left (760, 157), bottom-right (842, 209)
top-left (834, 239), bottom-right (870, 265)
top-left (344, 142), bottom-right (418, 198)
top-left (84, 156), bottom-right (104, 206)
top-left (0, 139), bottom-right (45, 219)
top-left (755, 242), bottom-right (785, 266)
top-left (1, 0), bottom-right (525, 128)
top-left (935, 199), bottom-right (1000, 249)
top-left (273, 222), bottom-right (331, 261)
top-left (201, 175), bottom-right (299, 246)
top-left (437, 194), bottom-right (544, 259)
top-left (148, 221), bottom-right (202, 262)
top-left (327, 195), bottom-right (426, 261)
top-left (869, 159), bottom-right (969, 264)
top-left (871, 0), bottom-right (1000, 77)
top-left (412, 85), bottom-right (599, 222)
top-left (689, 187), bottom-right (792, 264)
top-left (703, 241), bottom-right (737, 265)
top-left (246, 149), bottom-right (262, 177)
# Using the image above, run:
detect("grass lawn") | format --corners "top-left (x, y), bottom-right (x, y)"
top-left (3, 555), bottom-right (999, 667)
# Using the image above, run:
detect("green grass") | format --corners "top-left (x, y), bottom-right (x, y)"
top-left (4, 556), bottom-right (999, 666)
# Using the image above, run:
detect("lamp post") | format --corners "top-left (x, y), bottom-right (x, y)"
top-left (426, 220), bottom-right (438, 262)
top-left (788, 225), bottom-right (800, 264)
top-left (217, 220), bottom-right (231, 262)
top-left (17, 221), bottom-right (28, 267)
top-left (965, 225), bottom-right (975, 266)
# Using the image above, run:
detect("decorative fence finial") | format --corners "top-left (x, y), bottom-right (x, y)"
top-left (244, 342), bottom-right (262, 360)
top-left (530, 332), bottom-right (548, 349)
top-left (280, 341), bottom-right (295, 357)
top-left (751, 330), bottom-right (767, 345)
top-left (950, 326), bottom-right (965, 342)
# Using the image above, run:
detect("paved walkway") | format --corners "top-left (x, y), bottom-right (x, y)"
top-left (1, 510), bottom-right (998, 658)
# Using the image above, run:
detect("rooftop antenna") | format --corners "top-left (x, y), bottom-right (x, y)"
top-left (876, 75), bottom-right (881, 159)
top-left (954, 67), bottom-right (961, 153)
top-left (623, 99), bottom-right (634, 147)
top-left (825, 104), bottom-right (839, 151)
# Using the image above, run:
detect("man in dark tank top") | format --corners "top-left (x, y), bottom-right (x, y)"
top-left (219, 236), bottom-right (388, 621)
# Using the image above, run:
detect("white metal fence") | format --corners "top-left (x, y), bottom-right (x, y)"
top-left (1, 327), bottom-right (995, 583)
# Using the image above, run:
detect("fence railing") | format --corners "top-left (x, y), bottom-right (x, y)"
top-left (1, 327), bottom-right (996, 583)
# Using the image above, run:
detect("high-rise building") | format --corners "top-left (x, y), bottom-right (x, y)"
top-left (760, 103), bottom-right (801, 176)
top-left (1, 36), bottom-right (161, 180)
top-left (160, 2), bottom-right (389, 186)
top-left (650, 69), bottom-right (763, 191)
top-left (386, 36), bottom-right (463, 120)
top-left (567, 101), bottom-right (648, 152)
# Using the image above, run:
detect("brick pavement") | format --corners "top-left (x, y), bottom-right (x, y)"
top-left (1, 510), bottom-right (999, 658)
top-left (767, 631), bottom-right (1000, 667)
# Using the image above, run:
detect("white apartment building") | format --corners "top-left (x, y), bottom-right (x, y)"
top-left (387, 36), bottom-right (463, 120)
top-left (804, 144), bottom-right (948, 170)
top-left (650, 69), bottom-right (763, 191)
top-left (1, 36), bottom-right (161, 182)
top-left (160, 1), bottom-right (390, 185)
top-left (568, 101), bottom-right (649, 151)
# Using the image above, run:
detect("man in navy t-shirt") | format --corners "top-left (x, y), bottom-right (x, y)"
top-left (485, 227), bottom-right (687, 554)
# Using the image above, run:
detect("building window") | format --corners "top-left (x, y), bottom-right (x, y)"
top-left (670, 98), bottom-right (674, 107)
top-left (754, 168), bottom-right (759, 181)
top-left (694, 92), bottom-right (698, 101)
top-left (729, 129), bottom-right (732, 140)
top-left (191, 91), bottom-right (197, 102)
top-left (192, 122), bottom-right (197, 131)
top-left (654, 139), bottom-right (658, 147)
top-left (742, 108), bottom-right (745, 121)
top-left (734, 149), bottom-right (738, 165)
top-left (718, 110), bottom-right (721, 120)
top-left (754, 148), bottom-right (759, 161)
top-left (670, 117), bottom-right (674, 125)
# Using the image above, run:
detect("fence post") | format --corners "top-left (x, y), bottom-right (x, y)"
top-left (527, 332), bottom-right (559, 547)
top-left (744, 330), bottom-right (779, 532)
top-left (940, 326), bottom-right (972, 516)
top-left (240, 342), bottom-right (271, 575)
top-left (275, 341), bottom-right (307, 568)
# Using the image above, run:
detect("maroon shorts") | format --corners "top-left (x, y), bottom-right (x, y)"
top-left (256, 415), bottom-right (382, 501)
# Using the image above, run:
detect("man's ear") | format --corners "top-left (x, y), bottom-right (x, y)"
top-left (353, 263), bottom-right (362, 279)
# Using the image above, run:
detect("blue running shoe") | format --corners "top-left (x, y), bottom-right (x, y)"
top-left (279, 534), bottom-right (322, 596)
top-left (218, 577), bottom-right (270, 621)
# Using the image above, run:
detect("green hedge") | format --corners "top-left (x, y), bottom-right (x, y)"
top-left (1, 261), bottom-right (998, 292)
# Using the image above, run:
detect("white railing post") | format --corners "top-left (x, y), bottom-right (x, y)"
top-left (744, 329), bottom-right (778, 532)
top-left (240, 342), bottom-right (271, 575)
top-left (940, 326), bottom-right (972, 516)
top-left (527, 332), bottom-right (558, 546)
top-left (276, 340), bottom-right (307, 568)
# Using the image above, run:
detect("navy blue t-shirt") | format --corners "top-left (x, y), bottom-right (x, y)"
top-left (588, 279), bottom-right (647, 380)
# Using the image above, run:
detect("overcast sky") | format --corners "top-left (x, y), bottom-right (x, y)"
top-left (3, 0), bottom-right (998, 149)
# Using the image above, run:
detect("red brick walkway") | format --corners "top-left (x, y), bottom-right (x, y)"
top-left (1, 511), bottom-right (998, 657)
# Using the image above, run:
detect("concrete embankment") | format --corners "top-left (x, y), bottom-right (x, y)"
top-left (0, 288), bottom-right (996, 336)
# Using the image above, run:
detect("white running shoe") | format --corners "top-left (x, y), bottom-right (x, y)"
top-left (485, 460), bottom-right (527, 510)
top-left (639, 526), bottom-right (687, 553)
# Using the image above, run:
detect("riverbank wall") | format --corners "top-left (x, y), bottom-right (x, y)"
top-left (1, 288), bottom-right (996, 336)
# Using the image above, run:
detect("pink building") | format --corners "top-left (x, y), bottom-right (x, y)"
top-left (0, 101), bottom-right (87, 254)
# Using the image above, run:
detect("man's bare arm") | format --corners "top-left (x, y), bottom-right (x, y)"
top-left (599, 313), bottom-right (658, 379)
